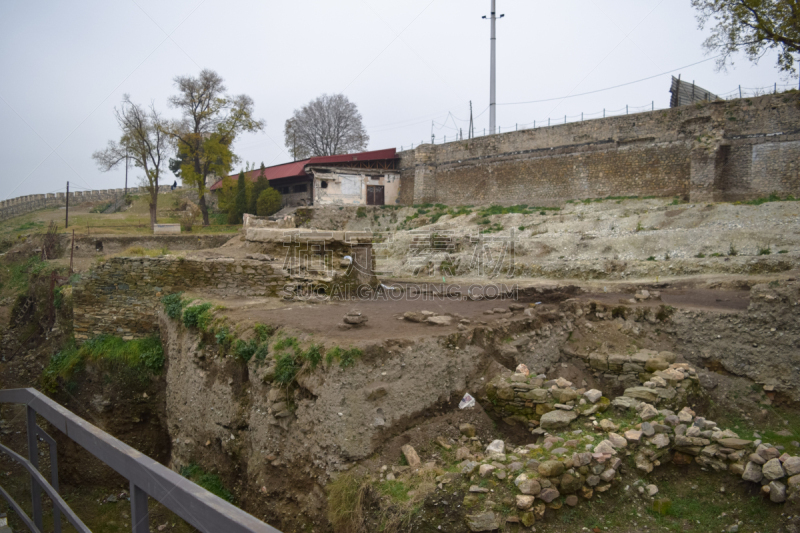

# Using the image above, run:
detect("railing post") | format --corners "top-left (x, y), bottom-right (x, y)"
top-left (26, 406), bottom-right (43, 531)
top-left (130, 482), bottom-right (149, 533)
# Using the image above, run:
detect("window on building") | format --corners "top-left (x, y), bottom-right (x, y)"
top-left (293, 184), bottom-right (307, 193)
top-left (320, 181), bottom-right (328, 189)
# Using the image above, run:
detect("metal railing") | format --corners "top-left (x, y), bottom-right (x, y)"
top-left (0, 388), bottom-right (281, 533)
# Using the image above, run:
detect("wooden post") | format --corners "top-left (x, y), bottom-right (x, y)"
top-left (65, 181), bottom-right (69, 229)
top-left (70, 229), bottom-right (75, 274)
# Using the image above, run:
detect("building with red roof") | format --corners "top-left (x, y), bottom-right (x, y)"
top-left (210, 148), bottom-right (399, 207)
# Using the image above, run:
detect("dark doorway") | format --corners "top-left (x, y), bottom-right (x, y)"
top-left (367, 185), bottom-right (385, 206)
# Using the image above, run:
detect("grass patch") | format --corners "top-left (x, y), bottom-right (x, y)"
top-left (121, 246), bottom-right (169, 257)
top-left (476, 204), bottom-right (559, 217)
top-left (180, 464), bottom-right (235, 503)
top-left (326, 473), bottom-right (367, 533)
top-left (42, 335), bottom-right (164, 391)
top-left (758, 245), bottom-right (772, 255)
top-left (739, 193), bottom-right (798, 206)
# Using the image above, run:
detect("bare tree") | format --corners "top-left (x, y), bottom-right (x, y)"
top-left (166, 69), bottom-right (264, 226)
top-left (693, 0), bottom-right (800, 76)
top-left (284, 94), bottom-right (369, 160)
top-left (93, 95), bottom-right (169, 228)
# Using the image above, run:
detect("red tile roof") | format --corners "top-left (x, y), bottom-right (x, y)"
top-left (209, 148), bottom-right (397, 191)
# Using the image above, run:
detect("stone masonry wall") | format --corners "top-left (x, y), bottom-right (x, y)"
top-left (73, 256), bottom-right (288, 340)
top-left (398, 93), bottom-right (800, 205)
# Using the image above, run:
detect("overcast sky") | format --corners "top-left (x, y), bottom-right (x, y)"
top-left (0, 0), bottom-right (792, 201)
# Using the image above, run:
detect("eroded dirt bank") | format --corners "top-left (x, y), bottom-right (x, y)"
top-left (156, 280), bottom-right (800, 531)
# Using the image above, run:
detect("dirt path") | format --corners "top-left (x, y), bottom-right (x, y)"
top-left (218, 280), bottom-right (753, 344)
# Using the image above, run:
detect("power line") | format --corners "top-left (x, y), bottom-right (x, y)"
top-left (497, 54), bottom-right (724, 106)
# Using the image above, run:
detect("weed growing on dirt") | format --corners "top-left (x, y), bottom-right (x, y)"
top-left (758, 244), bottom-right (772, 255)
top-left (180, 464), bottom-right (235, 503)
top-left (301, 344), bottom-right (322, 369)
top-left (779, 250), bottom-right (789, 254)
top-left (695, 253), bottom-right (706, 258)
top-left (274, 335), bottom-right (299, 351)
top-left (326, 346), bottom-right (363, 368)
top-left (647, 256), bottom-right (657, 261)
top-left (728, 242), bottom-right (738, 256)
top-left (274, 352), bottom-right (300, 385)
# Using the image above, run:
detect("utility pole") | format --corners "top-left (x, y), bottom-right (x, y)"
top-left (483, 1), bottom-right (504, 135)
top-left (469, 101), bottom-right (474, 139)
top-left (65, 181), bottom-right (69, 229)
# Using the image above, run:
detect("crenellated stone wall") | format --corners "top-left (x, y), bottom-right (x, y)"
top-left (0, 185), bottom-right (182, 222)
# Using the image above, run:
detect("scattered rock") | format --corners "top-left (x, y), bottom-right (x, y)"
top-left (516, 495), bottom-right (535, 510)
top-left (538, 460), bottom-right (565, 477)
top-left (401, 445), bottom-right (421, 468)
top-left (460, 424), bottom-right (476, 438)
top-left (540, 409), bottom-right (578, 430)
top-left (762, 458), bottom-right (786, 481)
top-left (465, 511), bottom-right (500, 532)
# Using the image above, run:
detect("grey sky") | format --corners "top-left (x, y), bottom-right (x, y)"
top-left (0, 1), bottom-right (790, 200)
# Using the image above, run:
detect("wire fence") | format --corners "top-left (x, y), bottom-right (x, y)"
top-left (398, 82), bottom-right (798, 150)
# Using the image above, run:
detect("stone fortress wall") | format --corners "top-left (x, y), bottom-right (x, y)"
top-left (0, 185), bottom-right (182, 222)
top-left (397, 92), bottom-right (800, 206)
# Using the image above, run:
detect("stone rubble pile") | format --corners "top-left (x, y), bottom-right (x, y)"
top-left (446, 365), bottom-right (798, 530)
top-left (485, 353), bottom-right (701, 432)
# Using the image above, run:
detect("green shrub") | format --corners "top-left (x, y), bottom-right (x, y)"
top-left (356, 207), bottom-right (367, 218)
top-left (161, 292), bottom-right (185, 319)
top-left (183, 303), bottom-right (213, 330)
top-left (758, 245), bottom-right (772, 256)
top-left (647, 256), bottom-right (656, 261)
top-left (256, 188), bottom-right (282, 217)
top-left (215, 327), bottom-right (232, 346)
top-left (254, 323), bottom-right (276, 342)
top-left (234, 339), bottom-right (258, 362)
top-left (778, 250), bottom-right (789, 254)
top-left (254, 343), bottom-right (269, 362)
top-left (695, 253), bottom-right (706, 258)
top-left (728, 243), bottom-right (738, 256)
